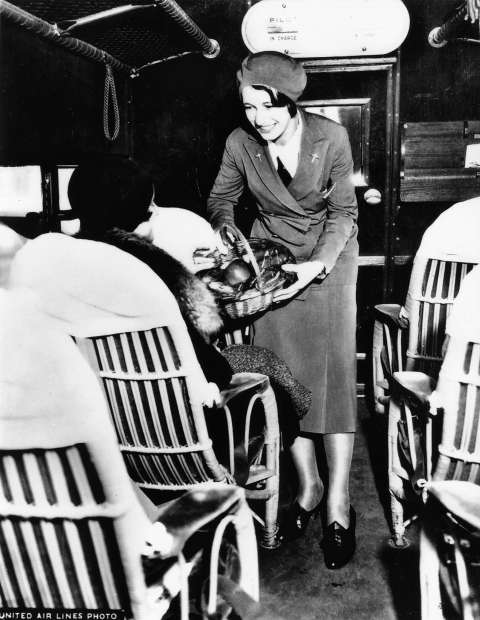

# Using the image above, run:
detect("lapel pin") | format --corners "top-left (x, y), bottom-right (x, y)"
top-left (311, 153), bottom-right (319, 163)
top-left (255, 153), bottom-right (262, 161)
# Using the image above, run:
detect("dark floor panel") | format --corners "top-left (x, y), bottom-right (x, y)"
top-left (257, 398), bottom-right (421, 619)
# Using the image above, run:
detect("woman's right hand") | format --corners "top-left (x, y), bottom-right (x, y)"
top-left (214, 228), bottom-right (230, 256)
top-left (214, 223), bottom-right (243, 256)
top-left (273, 260), bottom-right (326, 302)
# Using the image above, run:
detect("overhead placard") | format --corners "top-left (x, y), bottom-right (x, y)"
top-left (241, 0), bottom-right (410, 58)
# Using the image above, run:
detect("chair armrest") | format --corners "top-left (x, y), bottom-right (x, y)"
top-left (144, 485), bottom-right (244, 559)
top-left (220, 372), bottom-right (279, 443)
top-left (426, 481), bottom-right (480, 531)
top-left (144, 488), bottom-right (260, 619)
top-left (374, 303), bottom-right (408, 330)
top-left (392, 371), bottom-right (436, 408)
top-left (218, 372), bottom-right (270, 407)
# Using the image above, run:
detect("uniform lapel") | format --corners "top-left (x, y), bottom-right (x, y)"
top-left (243, 135), bottom-right (307, 216)
top-left (288, 111), bottom-right (328, 201)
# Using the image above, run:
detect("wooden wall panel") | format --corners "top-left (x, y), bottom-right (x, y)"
top-left (394, 1), bottom-right (480, 254)
top-left (0, 20), bottom-right (131, 164)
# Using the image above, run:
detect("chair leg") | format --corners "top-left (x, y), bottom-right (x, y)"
top-left (372, 319), bottom-right (389, 414)
top-left (257, 384), bottom-right (280, 549)
top-left (234, 501), bottom-right (260, 602)
top-left (419, 528), bottom-right (443, 620)
top-left (389, 484), bottom-right (408, 548)
top-left (261, 473), bottom-right (280, 549)
top-left (454, 545), bottom-right (477, 620)
top-left (388, 400), bottom-right (409, 547)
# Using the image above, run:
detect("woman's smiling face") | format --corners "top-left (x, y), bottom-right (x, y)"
top-left (242, 85), bottom-right (295, 143)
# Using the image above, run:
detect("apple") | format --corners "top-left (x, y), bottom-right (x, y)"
top-left (222, 259), bottom-right (253, 286)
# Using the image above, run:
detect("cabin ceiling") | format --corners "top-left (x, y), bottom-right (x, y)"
top-left (9, 0), bottom-right (215, 68)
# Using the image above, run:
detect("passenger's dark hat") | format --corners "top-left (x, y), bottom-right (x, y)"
top-left (237, 51), bottom-right (307, 102)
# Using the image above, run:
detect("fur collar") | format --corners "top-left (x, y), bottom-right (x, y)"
top-left (80, 228), bottom-right (223, 342)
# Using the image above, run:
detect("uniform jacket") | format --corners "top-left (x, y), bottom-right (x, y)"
top-left (207, 110), bottom-right (358, 273)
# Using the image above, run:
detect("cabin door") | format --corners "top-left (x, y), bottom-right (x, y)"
top-left (300, 55), bottom-right (401, 388)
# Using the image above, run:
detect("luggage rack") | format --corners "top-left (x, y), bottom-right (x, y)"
top-left (0, 0), bottom-right (220, 77)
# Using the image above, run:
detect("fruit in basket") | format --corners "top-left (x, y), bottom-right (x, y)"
top-left (197, 267), bottom-right (220, 284)
top-left (222, 259), bottom-right (253, 286)
top-left (197, 260), bottom-right (252, 298)
top-left (205, 280), bottom-right (236, 296)
top-left (197, 238), bottom-right (297, 311)
top-left (249, 238), bottom-right (296, 269)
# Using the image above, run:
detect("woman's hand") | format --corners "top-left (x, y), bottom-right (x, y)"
top-left (273, 260), bottom-right (326, 302)
top-left (214, 228), bottom-right (230, 256)
top-left (193, 223), bottom-right (239, 271)
top-left (214, 223), bottom-right (245, 256)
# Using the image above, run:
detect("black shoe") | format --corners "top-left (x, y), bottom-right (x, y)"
top-left (280, 500), bottom-right (322, 542)
top-left (320, 506), bottom-right (356, 569)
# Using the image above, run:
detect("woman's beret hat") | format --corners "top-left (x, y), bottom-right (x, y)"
top-left (237, 51), bottom-right (307, 102)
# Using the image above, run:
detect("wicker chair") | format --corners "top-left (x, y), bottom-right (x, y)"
top-left (220, 323), bottom-right (254, 347)
top-left (9, 233), bottom-right (280, 549)
top-left (75, 320), bottom-right (280, 549)
top-left (372, 198), bottom-right (480, 415)
top-left (0, 289), bottom-right (260, 619)
top-left (419, 481), bottom-right (480, 620)
top-left (386, 265), bottom-right (480, 547)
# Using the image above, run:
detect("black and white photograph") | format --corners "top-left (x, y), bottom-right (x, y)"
top-left (1, 0), bottom-right (480, 617)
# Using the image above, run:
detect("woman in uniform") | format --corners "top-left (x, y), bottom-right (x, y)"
top-left (207, 51), bottom-right (359, 569)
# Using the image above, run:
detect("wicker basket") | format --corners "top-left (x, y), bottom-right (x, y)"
top-left (213, 224), bottom-right (294, 319)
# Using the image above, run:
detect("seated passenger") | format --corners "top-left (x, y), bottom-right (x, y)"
top-left (8, 231), bottom-right (227, 413)
top-left (416, 197), bottom-right (480, 261)
top-left (65, 156), bottom-right (320, 539)
top-left (402, 197), bottom-right (480, 322)
top-left (68, 156), bottom-right (231, 388)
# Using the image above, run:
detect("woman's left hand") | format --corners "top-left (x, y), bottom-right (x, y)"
top-left (273, 260), bottom-right (326, 302)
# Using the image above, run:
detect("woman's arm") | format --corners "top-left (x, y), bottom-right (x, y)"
top-left (207, 137), bottom-right (246, 230)
top-left (309, 126), bottom-right (358, 274)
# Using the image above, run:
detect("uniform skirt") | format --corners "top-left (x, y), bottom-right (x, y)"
top-left (253, 234), bottom-right (359, 434)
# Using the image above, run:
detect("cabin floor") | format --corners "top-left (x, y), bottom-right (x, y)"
top-left (257, 397), bottom-right (421, 620)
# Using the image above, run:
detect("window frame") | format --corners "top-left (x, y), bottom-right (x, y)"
top-left (0, 164), bottom-right (77, 235)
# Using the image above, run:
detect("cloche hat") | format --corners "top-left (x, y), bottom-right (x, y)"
top-left (237, 51), bottom-right (307, 102)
